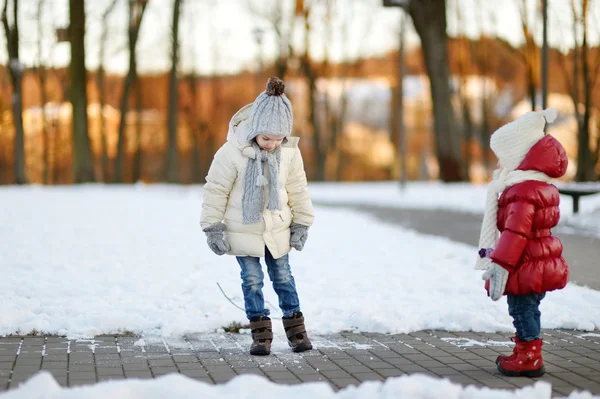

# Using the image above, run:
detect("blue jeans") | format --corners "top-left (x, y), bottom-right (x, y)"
top-left (236, 247), bottom-right (301, 320)
top-left (507, 293), bottom-right (546, 341)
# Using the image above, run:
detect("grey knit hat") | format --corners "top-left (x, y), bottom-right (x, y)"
top-left (247, 77), bottom-right (293, 141)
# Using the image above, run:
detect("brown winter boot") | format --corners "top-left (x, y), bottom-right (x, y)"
top-left (249, 316), bottom-right (273, 356)
top-left (497, 338), bottom-right (545, 377)
top-left (282, 312), bottom-right (313, 353)
top-left (495, 336), bottom-right (519, 365)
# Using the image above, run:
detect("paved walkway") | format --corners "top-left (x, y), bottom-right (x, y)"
top-left (1, 329), bottom-right (599, 397)
top-left (315, 202), bottom-right (600, 291)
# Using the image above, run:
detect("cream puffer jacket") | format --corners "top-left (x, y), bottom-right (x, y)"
top-left (200, 104), bottom-right (315, 259)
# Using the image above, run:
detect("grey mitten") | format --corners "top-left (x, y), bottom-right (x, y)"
top-left (482, 263), bottom-right (509, 301)
top-left (203, 223), bottom-right (230, 256)
top-left (290, 223), bottom-right (309, 251)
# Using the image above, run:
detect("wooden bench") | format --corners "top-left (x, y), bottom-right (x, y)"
top-left (557, 183), bottom-right (600, 214)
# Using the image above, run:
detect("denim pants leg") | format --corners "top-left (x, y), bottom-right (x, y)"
top-left (507, 293), bottom-right (546, 341)
top-left (236, 255), bottom-right (269, 320)
top-left (265, 248), bottom-right (301, 318)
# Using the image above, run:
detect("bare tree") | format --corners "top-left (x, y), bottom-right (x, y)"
top-left (297, 2), bottom-right (328, 181)
top-left (453, 3), bottom-right (474, 180)
top-left (473, 0), bottom-right (493, 178)
top-left (320, 0), bottom-right (334, 180)
top-left (577, 0), bottom-right (595, 181)
top-left (516, 0), bottom-right (539, 111)
top-left (165, 0), bottom-right (182, 183)
top-left (97, 0), bottom-right (118, 182)
top-left (247, 0), bottom-right (295, 78)
top-left (182, 1), bottom-right (202, 183)
top-left (329, 0), bottom-right (374, 181)
top-left (331, 0), bottom-right (356, 181)
top-left (558, 0), bottom-right (599, 181)
top-left (401, 0), bottom-right (466, 181)
top-left (2, 0), bottom-right (26, 184)
top-left (132, 59), bottom-right (143, 182)
top-left (184, 72), bottom-right (201, 183)
top-left (203, 11), bottom-right (224, 180)
top-left (34, 0), bottom-right (51, 183)
top-left (131, 2), bottom-right (147, 183)
top-left (470, 0), bottom-right (496, 178)
top-left (592, 9), bottom-right (600, 172)
top-left (69, 0), bottom-right (95, 183)
top-left (114, 0), bottom-right (148, 183)
top-left (47, 17), bottom-right (68, 184)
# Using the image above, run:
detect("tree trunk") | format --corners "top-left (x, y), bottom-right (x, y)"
top-left (302, 64), bottom-right (325, 181)
top-left (185, 74), bottom-right (201, 183)
top-left (525, 62), bottom-right (537, 111)
top-left (114, 71), bottom-right (134, 182)
top-left (472, 35), bottom-right (491, 179)
top-left (114, 0), bottom-right (147, 183)
top-left (69, 0), bottom-right (95, 183)
top-left (461, 97), bottom-right (473, 179)
top-left (165, 0), bottom-right (182, 183)
top-left (39, 68), bottom-right (49, 184)
top-left (2, 0), bottom-right (26, 184)
top-left (132, 78), bottom-right (143, 182)
top-left (300, 6), bottom-right (325, 181)
top-left (97, 0), bottom-right (118, 182)
top-left (577, 1), bottom-right (595, 181)
top-left (36, 0), bottom-right (49, 184)
top-left (97, 65), bottom-right (109, 182)
top-left (407, 0), bottom-right (465, 182)
top-left (201, 74), bottom-right (220, 182)
top-left (481, 103), bottom-right (491, 174)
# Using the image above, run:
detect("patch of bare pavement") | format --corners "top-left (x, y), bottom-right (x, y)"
top-left (1, 329), bottom-right (599, 397)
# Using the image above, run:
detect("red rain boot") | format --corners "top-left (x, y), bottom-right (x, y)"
top-left (497, 338), bottom-right (545, 377)
top-left (495, 336), bottom-right (519, 366)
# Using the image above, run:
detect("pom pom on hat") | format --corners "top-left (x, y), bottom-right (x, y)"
top-left (542, 107), bottom-right (557, 123)
top-left (265, 77), bottom-right (285, 96)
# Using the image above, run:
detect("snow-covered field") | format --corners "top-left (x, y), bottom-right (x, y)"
top-left (308, 181), bottom-right (600, 236)
top-left (307, 181), bottom-right (600, 215)
top-left (1, 183), bottom-right (599, 339)
top-left (1, 371), bottom-right (599, 399)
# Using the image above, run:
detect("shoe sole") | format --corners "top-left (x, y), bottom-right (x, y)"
top-left (495, 356), bottom-right (513, 366)
top-left (289, 342), bottom-right (313, 353)
top-left (497, 363), bottom-right (545, 378)
top-left (250, 348), bottom-right (271, 356)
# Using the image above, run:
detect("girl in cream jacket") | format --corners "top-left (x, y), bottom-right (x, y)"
top-left (200, 77), bottom-right (314, 356)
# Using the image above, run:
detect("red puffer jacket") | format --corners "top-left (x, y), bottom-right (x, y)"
top-left (487, 135), bottom-right (569, 296)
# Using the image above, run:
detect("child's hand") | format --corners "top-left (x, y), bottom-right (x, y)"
top-left (482, 263), bottom-right (509, 301)
top-left (203, 223), bottom-right (231, 256)
top-left (290, 223), bottom-right (309, 251)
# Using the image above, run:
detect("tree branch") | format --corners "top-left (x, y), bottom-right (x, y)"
top-left (557, 49), bottom-right (576, 106)
top-left (590, 4), bottom-right (600, 89)
top-left (1, 0), bottom-right (11, 61)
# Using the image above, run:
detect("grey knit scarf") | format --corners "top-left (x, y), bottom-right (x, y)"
top-left (242, 142), bottom-right (281, 224)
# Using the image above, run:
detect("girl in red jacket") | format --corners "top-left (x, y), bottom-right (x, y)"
top-left (476, 108), bottom-right (569, 378)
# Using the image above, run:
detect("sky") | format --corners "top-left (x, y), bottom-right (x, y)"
top-left (0, 0), bottom-right (599, 76)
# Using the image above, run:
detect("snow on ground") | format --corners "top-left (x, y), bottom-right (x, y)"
top-left (309, 181), bottom-right (490, 213)
top-left (2, 371), bottom-right (599, 399)
top-left (1, 184), bottom-right (599, 339)
top-left (308, 181), bottom-right (600, 236)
